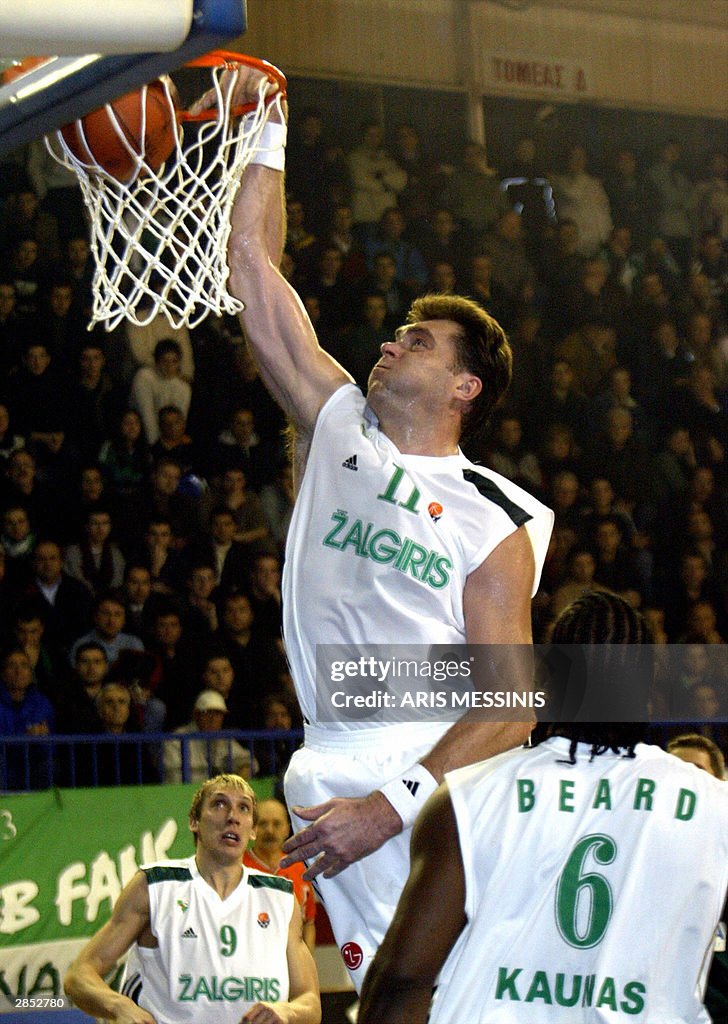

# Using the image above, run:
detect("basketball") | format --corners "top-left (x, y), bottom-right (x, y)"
top-left (59, 79), bottom-right (179, 184)
top-left (1, 56), bottom-right (51, 84)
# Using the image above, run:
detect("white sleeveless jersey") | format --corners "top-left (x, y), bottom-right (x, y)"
top-left (121, 857), bottom-right (294, 1024)
top-left (432, 738), bottom-right (728, 1024)
top-left (283, 385), bottom-right (553, 727)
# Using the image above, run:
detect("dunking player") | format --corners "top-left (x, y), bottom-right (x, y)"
top-left (222, 68), bottom-right (553, 989)
top-left (358, 593), bottom-right (728, 1023)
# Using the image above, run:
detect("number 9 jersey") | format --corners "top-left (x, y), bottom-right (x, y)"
top-left (121, 857), bottom-right (294, 1023)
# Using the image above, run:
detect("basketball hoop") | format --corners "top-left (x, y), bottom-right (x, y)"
top-left (48, 52), bottom-right (287, 331)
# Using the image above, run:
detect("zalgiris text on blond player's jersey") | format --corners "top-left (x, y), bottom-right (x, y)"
top-left (177, 973), bottom-right (281, 1003)
top-left (322, 509), bottom-right (452, 589)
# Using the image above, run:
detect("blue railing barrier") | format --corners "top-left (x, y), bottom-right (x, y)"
top-left (0, 729), bottom-right (304, 792)
top-left (1, 723), bottom-right (716, 791)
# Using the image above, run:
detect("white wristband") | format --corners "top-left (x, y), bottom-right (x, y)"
top-left (378, 763), bottom-right (438, 829)
top-left (249, 120), bottom-right (287, 171)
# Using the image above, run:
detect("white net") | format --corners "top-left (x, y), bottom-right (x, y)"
top-left (48, 56), bottom-right (286, 331)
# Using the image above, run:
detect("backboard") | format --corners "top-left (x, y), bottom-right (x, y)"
top-left (0, 0), bottom-right (246, 154)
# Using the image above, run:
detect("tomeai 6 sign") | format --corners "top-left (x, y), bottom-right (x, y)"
top-left (485, 53), bottom-right (592, 97)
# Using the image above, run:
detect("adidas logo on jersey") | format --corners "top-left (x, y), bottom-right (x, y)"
top-left (182, 927), bottom-right (197, 938)
top-left (342, 454), bottom-right (358, 471)
top-left (402, 779), bottom-right (420, 797)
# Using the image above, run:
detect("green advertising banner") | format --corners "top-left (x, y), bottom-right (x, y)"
top-left (0, 780), bottom-right (274, 1015)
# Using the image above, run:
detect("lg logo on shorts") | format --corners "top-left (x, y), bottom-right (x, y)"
top-left (341, 942), bottom-right (364, 970)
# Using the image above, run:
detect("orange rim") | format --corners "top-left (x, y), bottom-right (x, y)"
top-left (179, 50), bottom-right (286, 122)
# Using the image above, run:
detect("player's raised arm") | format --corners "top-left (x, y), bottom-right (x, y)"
top-left (64, 870), bottom-right (155, 1024)
top-left (358, 785), bottom-right (467, 1024)
top-left (225, 68), bottom-right (350, 443)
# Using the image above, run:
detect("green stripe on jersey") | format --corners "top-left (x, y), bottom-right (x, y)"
top-left (144, 866), bottom-right (193, 884)
top-left (247, 874), bottom-right (294, 895)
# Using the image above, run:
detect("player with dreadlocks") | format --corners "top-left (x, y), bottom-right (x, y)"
top-left (543, 589), bottom-right (651, 765)
top-left (359, 592), bottom-right (728, 1024)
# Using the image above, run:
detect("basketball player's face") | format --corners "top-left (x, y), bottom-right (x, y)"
top-left (192, 787), bottom-right (256, 858)
top-left (367, 319), bottom-right (466, 415)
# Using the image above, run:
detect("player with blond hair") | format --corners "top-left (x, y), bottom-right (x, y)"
top-left (64, 774), bottom-right (320, 1023)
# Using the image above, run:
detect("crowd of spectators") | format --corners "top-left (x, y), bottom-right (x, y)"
top-left (0, 109), bottom-right (727, 788)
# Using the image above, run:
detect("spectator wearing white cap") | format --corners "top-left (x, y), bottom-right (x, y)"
top-left (162, 688), bottom-right (256, 783)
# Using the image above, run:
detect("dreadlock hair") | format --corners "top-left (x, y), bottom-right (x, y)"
top-left (552, 590), bottom-right (648, 645)
top-left (546, 591), bottom-right (651, 764)
top-left (406, 294), bottom-right (512, 442)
